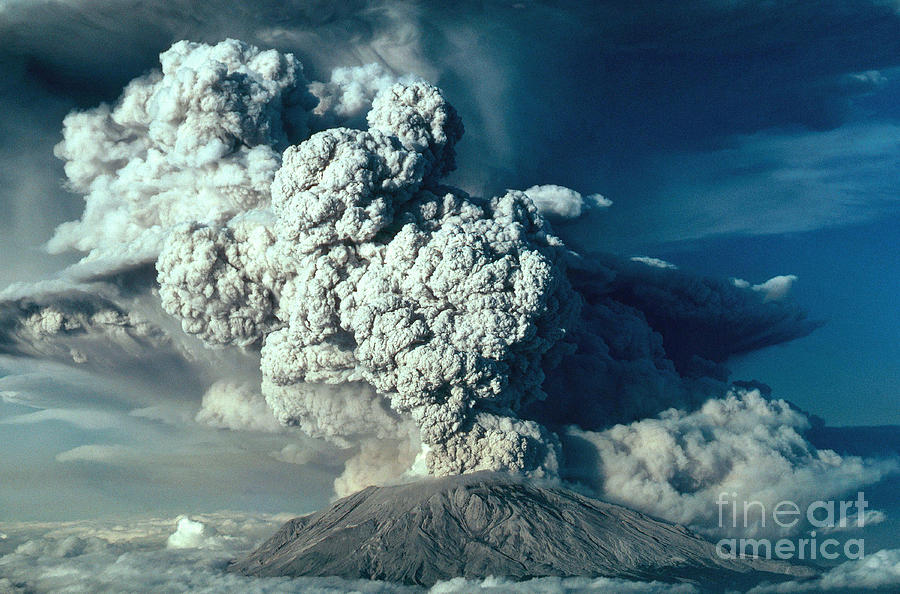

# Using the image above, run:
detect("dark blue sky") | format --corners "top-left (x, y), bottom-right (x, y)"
top-left (658, 215), bottom-right (900, 425)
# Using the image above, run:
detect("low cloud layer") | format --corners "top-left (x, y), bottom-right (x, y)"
top-left (748, 548), bottom-right (900, 593)
top-left (0, 512), bottom-right (698, 593)
top-left (1, 511), bottom-right (897, 593)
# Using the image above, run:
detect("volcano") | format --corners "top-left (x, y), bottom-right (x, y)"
top-left (229, 472), bottom-right (816, 589)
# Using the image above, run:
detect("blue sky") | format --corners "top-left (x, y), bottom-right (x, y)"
top-left (657, 215), bottom-right (900, 426)
top-left (0, 0), bottom-right (897, 525)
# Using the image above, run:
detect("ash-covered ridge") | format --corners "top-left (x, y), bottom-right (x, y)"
top-left (229, 473), bottom-right (816, 588)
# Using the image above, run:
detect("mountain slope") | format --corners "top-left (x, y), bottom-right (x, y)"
top-left (229, 472), bottom-right (816, 588)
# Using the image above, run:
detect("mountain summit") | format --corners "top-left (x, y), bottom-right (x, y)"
top-left (229, 472), bottom-right (815, 589)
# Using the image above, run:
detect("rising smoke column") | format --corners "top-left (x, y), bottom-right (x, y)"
top-left (155, 64), bottom-right (579, 479)
top-left (44, 39), bottom-right (879, 511)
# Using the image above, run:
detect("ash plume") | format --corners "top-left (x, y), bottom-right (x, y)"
top-left (48, 40), bottom-right (312, 268)
top-left (47, 39), bottom-right (407, 274)
top-left (154, 63), bottom-right (577, 478)
top-left (43, 39), bottom-right (877, 515)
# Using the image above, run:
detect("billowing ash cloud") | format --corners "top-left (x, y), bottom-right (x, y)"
top-left (573, 258), bottom-right (819, 376)
top-left (333, 436), bottom-right (422, 498)
top-left (152, 50), bottom-right (576, 477)
top-left (48, 40), bottom-right (312, 268)
top-left (308, 63), bottom-right (412, 129)
top-left (47, 39), bottom-right (406, 273)
top-left (45, 39), bottom-right (881, 511)
top-left (532, 257), bottom-right (819, 430)
top-left (563, 389), bottom-right (895, 538)
top-left (195, 381), bottom-right (281, 433)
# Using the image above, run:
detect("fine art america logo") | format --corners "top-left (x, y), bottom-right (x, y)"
top-left (715, 492), bottom-right (871, 561)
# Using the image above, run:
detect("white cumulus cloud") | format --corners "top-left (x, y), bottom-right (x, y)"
top-left (522, 184), bottom-right (611, 221)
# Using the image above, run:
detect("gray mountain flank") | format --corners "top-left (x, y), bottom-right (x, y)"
top-left (229, 473), bottom-right (817, 589)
